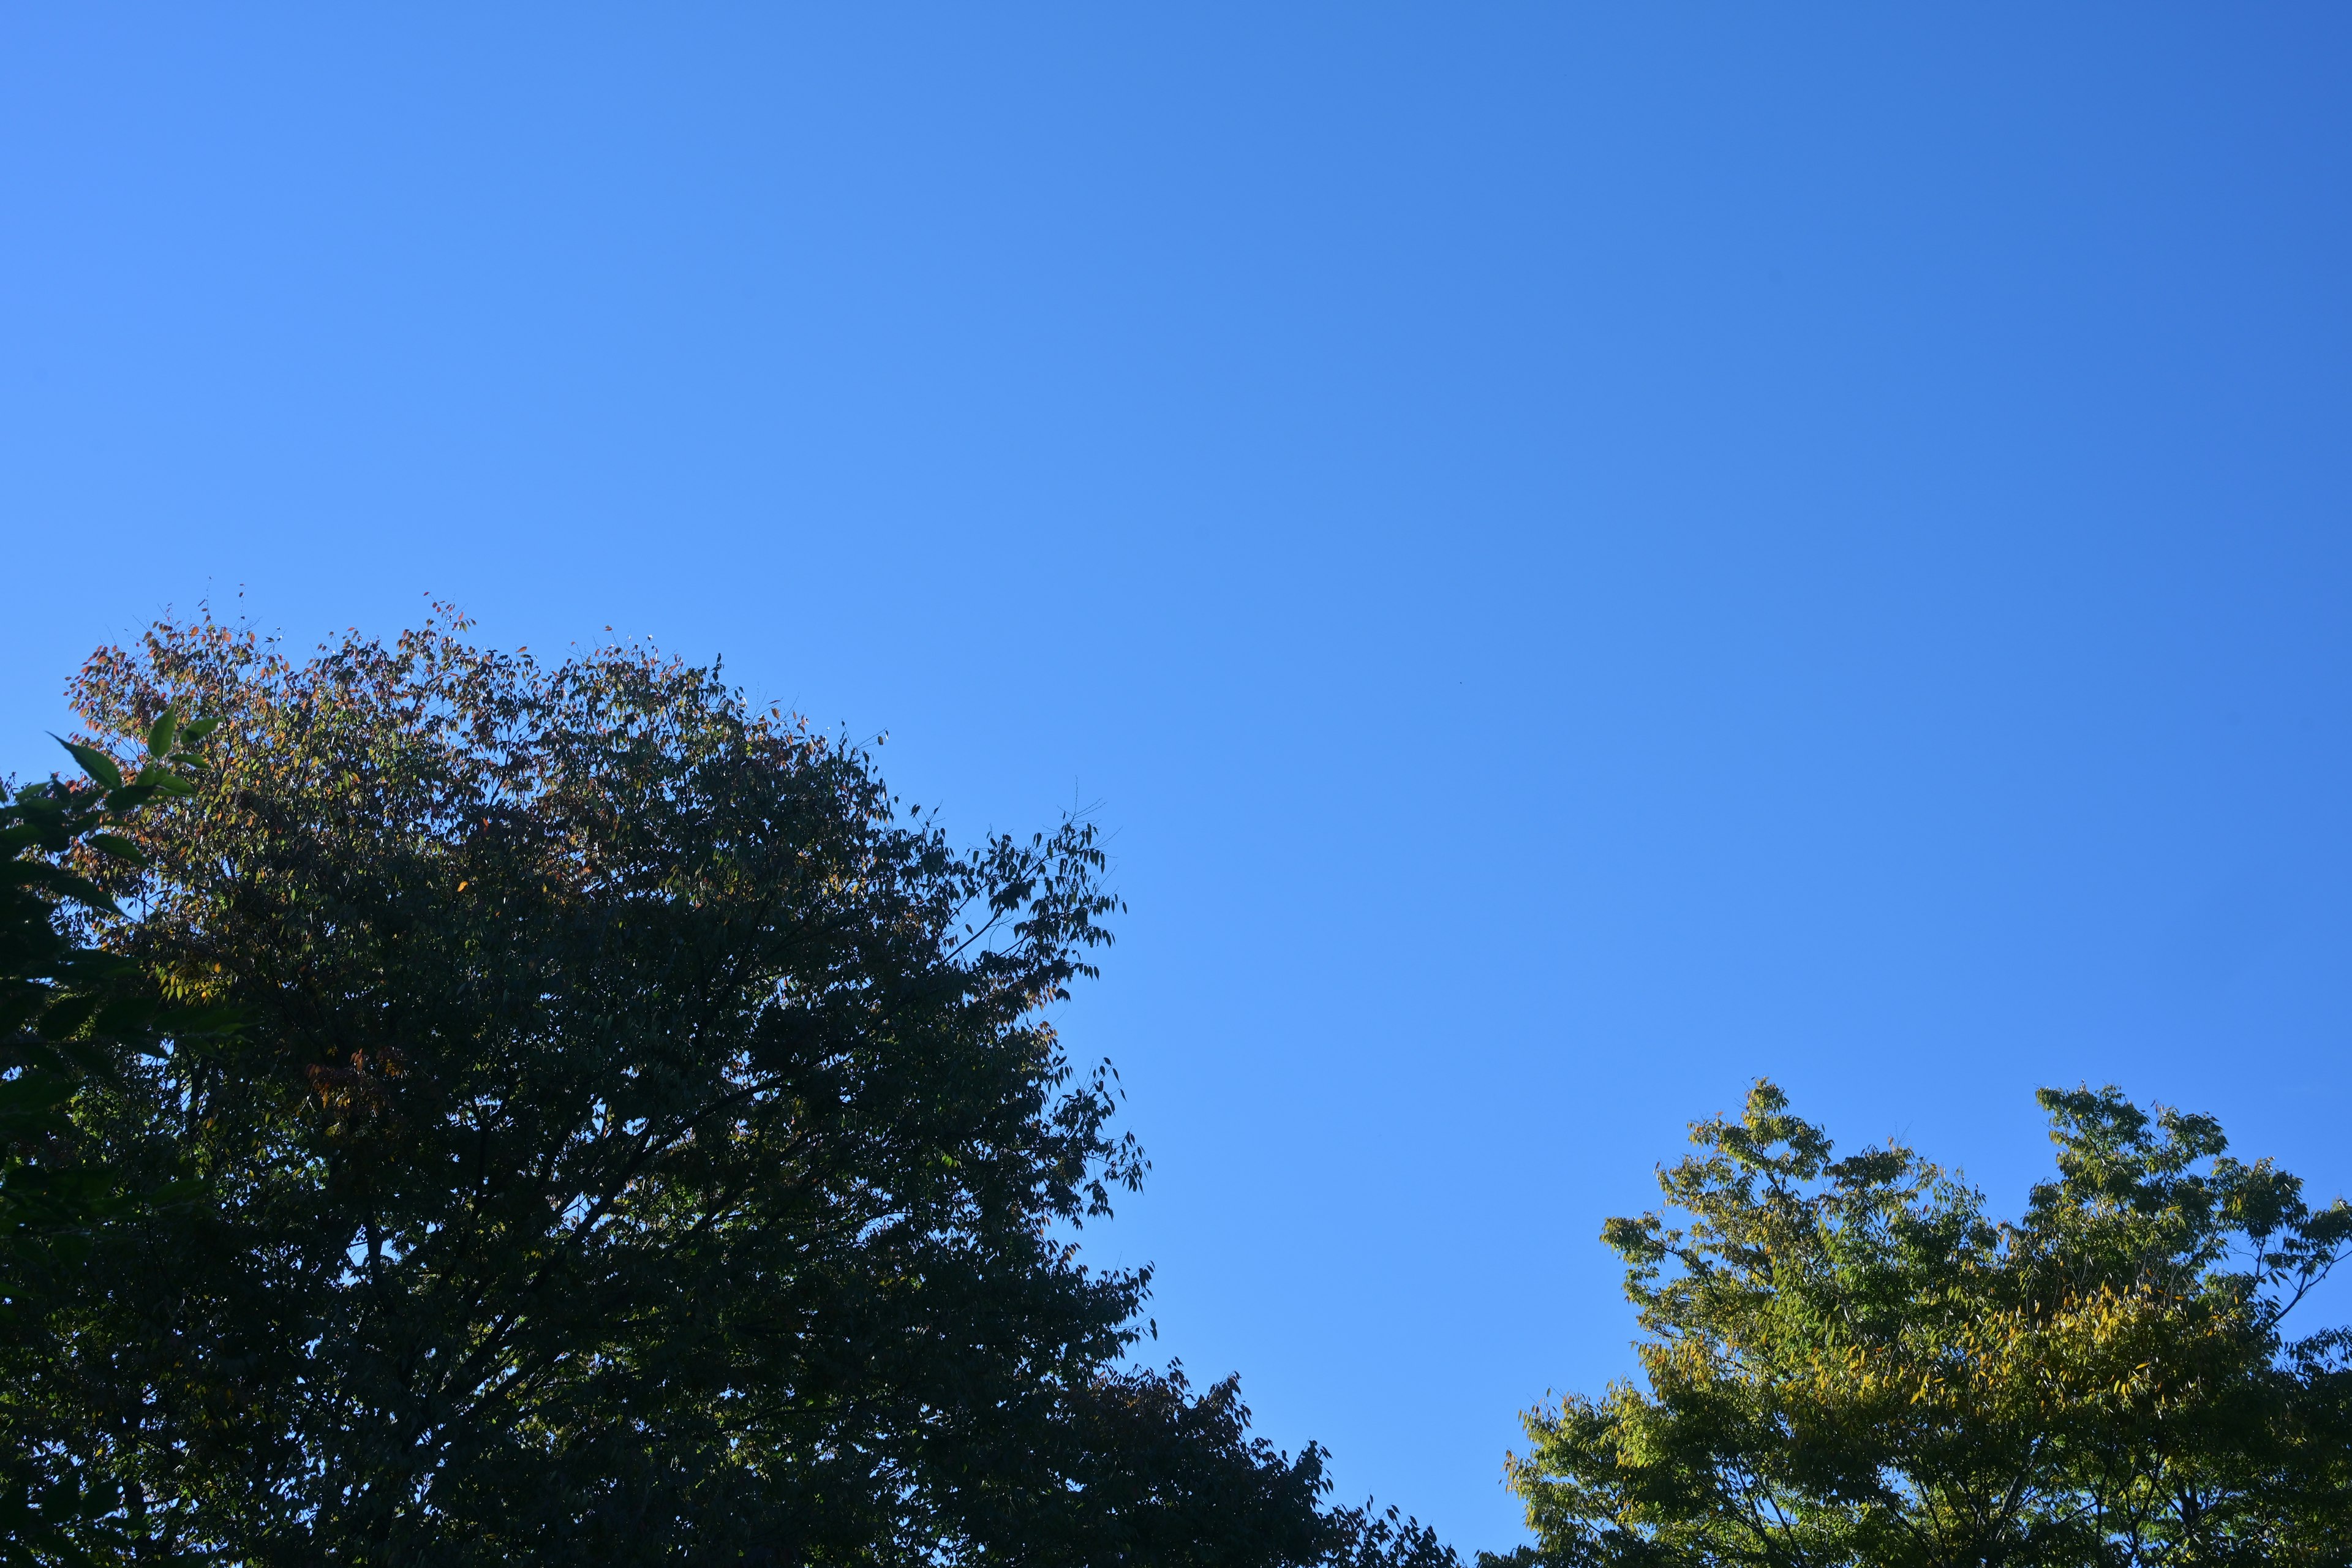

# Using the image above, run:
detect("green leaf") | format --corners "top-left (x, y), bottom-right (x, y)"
top-left (42, 870), bottom-right (121, 916)
top-left (51, 737), bottom-right (123, 791)
top-left (179, 715), bottom-right (221, 744)
top-left (147, 707), bottom-right (180, 756)
top-left (0, 1072), bottom-right (77, 1118)
top-left (46, 1036), bottom-right (121, 1082)
top-left (87, 833), bottom-right (149, 867)
top-left (156, 1002), bottom-right (244, 1037)
top-left (34, 991), bottom-right (102, 1041)
top-left (1, 1039), bottom-right (69, 1075)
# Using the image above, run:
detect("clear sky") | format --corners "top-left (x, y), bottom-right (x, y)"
top-left (6, 7), bottom-right (2350, 1553)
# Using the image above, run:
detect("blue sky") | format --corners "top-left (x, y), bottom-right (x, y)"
top-left (6, 6), bottom-right (2350, 1551)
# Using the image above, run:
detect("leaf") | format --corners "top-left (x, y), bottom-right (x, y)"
top-left (154, 1002), bottom-right (244, 1039)
top-left (147, 707), bottom-right (180, 757)
top-left (34, 990), bottom-right (103, 1041)
top-left (53, 737), bottom-right (123, 791)
top-left (10, 862), bottom-right (122, 914)
top-left (46, 1036), bottom-right (122, 1082)
top-left (0, 1071), bottom-right (77, 1118)
top-left (88, 833), bottom-right (149, 867)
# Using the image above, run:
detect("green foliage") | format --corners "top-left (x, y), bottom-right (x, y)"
top-left (1497, 1082), bottom-right (2352, 1568)
top-left (2, 707), bottom-right (227, 1564)
top-left (949, 1362), bottom-right (1457, 1567)
top-left (22, 611), bottom-right (1453, 1567)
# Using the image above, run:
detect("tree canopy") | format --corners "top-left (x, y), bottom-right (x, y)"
top-left (1495, 1082), bottom-right (2352, 1568)
top-left (2, 611), bottom-right (1453, 1567)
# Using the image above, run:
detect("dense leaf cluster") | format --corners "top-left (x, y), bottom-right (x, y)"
top-left (1, 612), bottom-right (1453, 1567)
top-left (2, 709), bottom-right (232, 1562)
top-left (1495, 1082), bottom-right (2352, 1568)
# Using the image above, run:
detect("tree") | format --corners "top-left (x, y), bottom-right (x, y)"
top-left (32, 609), bottom-right (1453, 1567)
top-left (2, 709), bottom-right (228, 1563)
top-left (1494, 1082), bottom-right (2352, 1568)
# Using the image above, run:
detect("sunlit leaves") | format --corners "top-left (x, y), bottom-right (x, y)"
top-left (1501, 1083), bottom-right (2352, 1568)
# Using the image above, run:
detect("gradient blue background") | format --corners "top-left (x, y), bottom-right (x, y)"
top-left (6, 7), bottom-right (2350, 1552)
